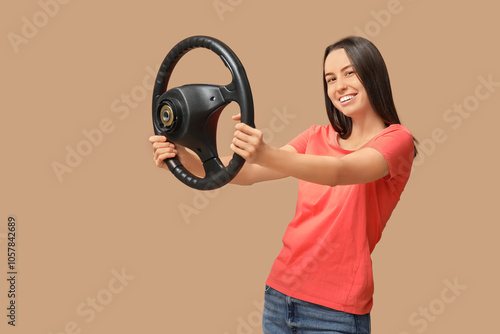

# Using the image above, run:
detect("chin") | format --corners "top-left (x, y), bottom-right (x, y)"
top-left (336, 107), bottom-right (354, 118)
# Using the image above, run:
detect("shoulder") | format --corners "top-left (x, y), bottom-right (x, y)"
top-left (291, 124), bottom-right (337, 141)
top-left (371, 124), bottom-right (414, 151)
top-left (306, 124), bottom-right (338, 137)
top-left (367, 124), bottom-right (415, 180)
top-left (377, 124), bottom-right (413, 140)
top-left (288, 124), bottom-right (337, 153)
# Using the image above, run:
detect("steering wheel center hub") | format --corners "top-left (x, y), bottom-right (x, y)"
top-left (160, 104), bottom-right (174, 127)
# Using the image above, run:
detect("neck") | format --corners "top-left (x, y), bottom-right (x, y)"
top-left (349, 110), bottom-right (386, 140)
top-left (338, 111), bottom-right (387, 151)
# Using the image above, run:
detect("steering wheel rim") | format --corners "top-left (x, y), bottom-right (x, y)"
top-left (152, 36), bottom-right (254, 190)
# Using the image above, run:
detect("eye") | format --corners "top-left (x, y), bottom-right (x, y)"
top-left (326, 77), bottom-right (336, 83)
top-left (346, 70), bottom-right (355, 77)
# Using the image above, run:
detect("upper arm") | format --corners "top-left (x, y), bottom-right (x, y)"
top-left (334, 126), bottom-right (415, 186)
top-left (335, 147), bottom-right (389, 185)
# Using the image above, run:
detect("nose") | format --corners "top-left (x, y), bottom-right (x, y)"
top-left (336, 77), bottom-right (347, 93)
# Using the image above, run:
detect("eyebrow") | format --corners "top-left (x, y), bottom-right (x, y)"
top-left (324, 64), bottom-right (354, 77)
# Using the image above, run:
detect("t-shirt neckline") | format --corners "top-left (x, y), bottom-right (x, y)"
top-left (333, 124), bottom-right (397, 152)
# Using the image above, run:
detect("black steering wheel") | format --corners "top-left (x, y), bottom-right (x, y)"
top-left (152, 36), bottom-right (254, 190)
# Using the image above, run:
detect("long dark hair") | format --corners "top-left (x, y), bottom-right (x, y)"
top-left (323, 36), bottom-right (418, 156)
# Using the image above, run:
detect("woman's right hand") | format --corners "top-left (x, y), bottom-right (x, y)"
top-left (149, 135), bottom-right (177, 169)
top-left (149, 135), bottom-right (205, 176)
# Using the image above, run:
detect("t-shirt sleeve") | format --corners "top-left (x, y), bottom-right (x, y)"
top-left (367, 125), bottom-right (415, 182)
top-left (287, 126), bottom-right (315, 154)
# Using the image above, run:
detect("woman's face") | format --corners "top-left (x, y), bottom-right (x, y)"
top-left (324, 48), bottom-right (372, 118)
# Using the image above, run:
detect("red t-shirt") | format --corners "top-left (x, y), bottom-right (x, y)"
top-left (265, 124), bottom-right (414, 315)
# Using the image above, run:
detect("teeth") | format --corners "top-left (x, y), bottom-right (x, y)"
top-left (340, 95), bottom-right (355, 102)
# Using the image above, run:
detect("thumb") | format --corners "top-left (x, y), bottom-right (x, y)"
top-left (231, 113), bottom-right (241, 121)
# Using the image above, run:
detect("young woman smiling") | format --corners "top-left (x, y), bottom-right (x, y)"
top-left (150, 36), bottom-right (417, 334)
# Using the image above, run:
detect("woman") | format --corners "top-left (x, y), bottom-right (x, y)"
top-left (150, 36), bottom-right (417, 334)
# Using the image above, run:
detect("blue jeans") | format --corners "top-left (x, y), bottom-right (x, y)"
top-left (263, 286), bottom-right (370, 334)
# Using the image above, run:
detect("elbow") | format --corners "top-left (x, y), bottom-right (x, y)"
top-left (326, 175), bottom-right (340, 188)
top-left (229, 175), bottom-right (255, 186)
top-left (325, 158), bottom-right (343, 187)
top-left (230, 179), bottom-right (254, 186)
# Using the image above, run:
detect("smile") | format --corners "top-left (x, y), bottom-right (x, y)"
top-left (339, 94), bottom-right (357, 103)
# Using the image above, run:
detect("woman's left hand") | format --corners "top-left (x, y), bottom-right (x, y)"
top-left (230, 123), bottom-right (270, 165)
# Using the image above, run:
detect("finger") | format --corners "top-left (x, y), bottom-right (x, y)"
top-left (154, 147), bottom-right (177, 159)
top-left (231, 136), bottom-right (245, 149)
top-left (232, 136), bottom-right (255, 153)
top-left (153, 142), bottom-right (175, 149)
top-left (231, 113), bottom-right (242, 121)
top-left (233, 131), bottom-right (250, 149)
top-left (158, 151), bottom-right (177, 160)
top-left (230, 143), bottom-right (247, 158)
top-left (234, 128), bottom-right (261, 147)
top-left (154, 152), bottom-right (175, 166)
top-left (235, 122), bottom-right (260, 136)
top-left (149, 135), bottom-right (168, 143)
top-left (233, 130), bottom-right (253, 147)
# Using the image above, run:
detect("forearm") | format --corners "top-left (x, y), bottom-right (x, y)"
top-left (258, 146), bottom-right (341, 186)
top-left (176, 147), bottom-right (205, 177)
top-left (175, 151), bottom-right (281, 185)
top-left (221, 156), bottom-right (288, 186)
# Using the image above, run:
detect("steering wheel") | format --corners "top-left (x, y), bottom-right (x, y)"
top-left (152, 36), bottom-right (254, 190)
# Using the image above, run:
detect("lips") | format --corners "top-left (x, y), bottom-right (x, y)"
top-left (339, 94), bottom-right (357, 104)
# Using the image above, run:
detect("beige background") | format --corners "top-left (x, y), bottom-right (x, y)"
top-left (1, 0), bottom-right (499, 333)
